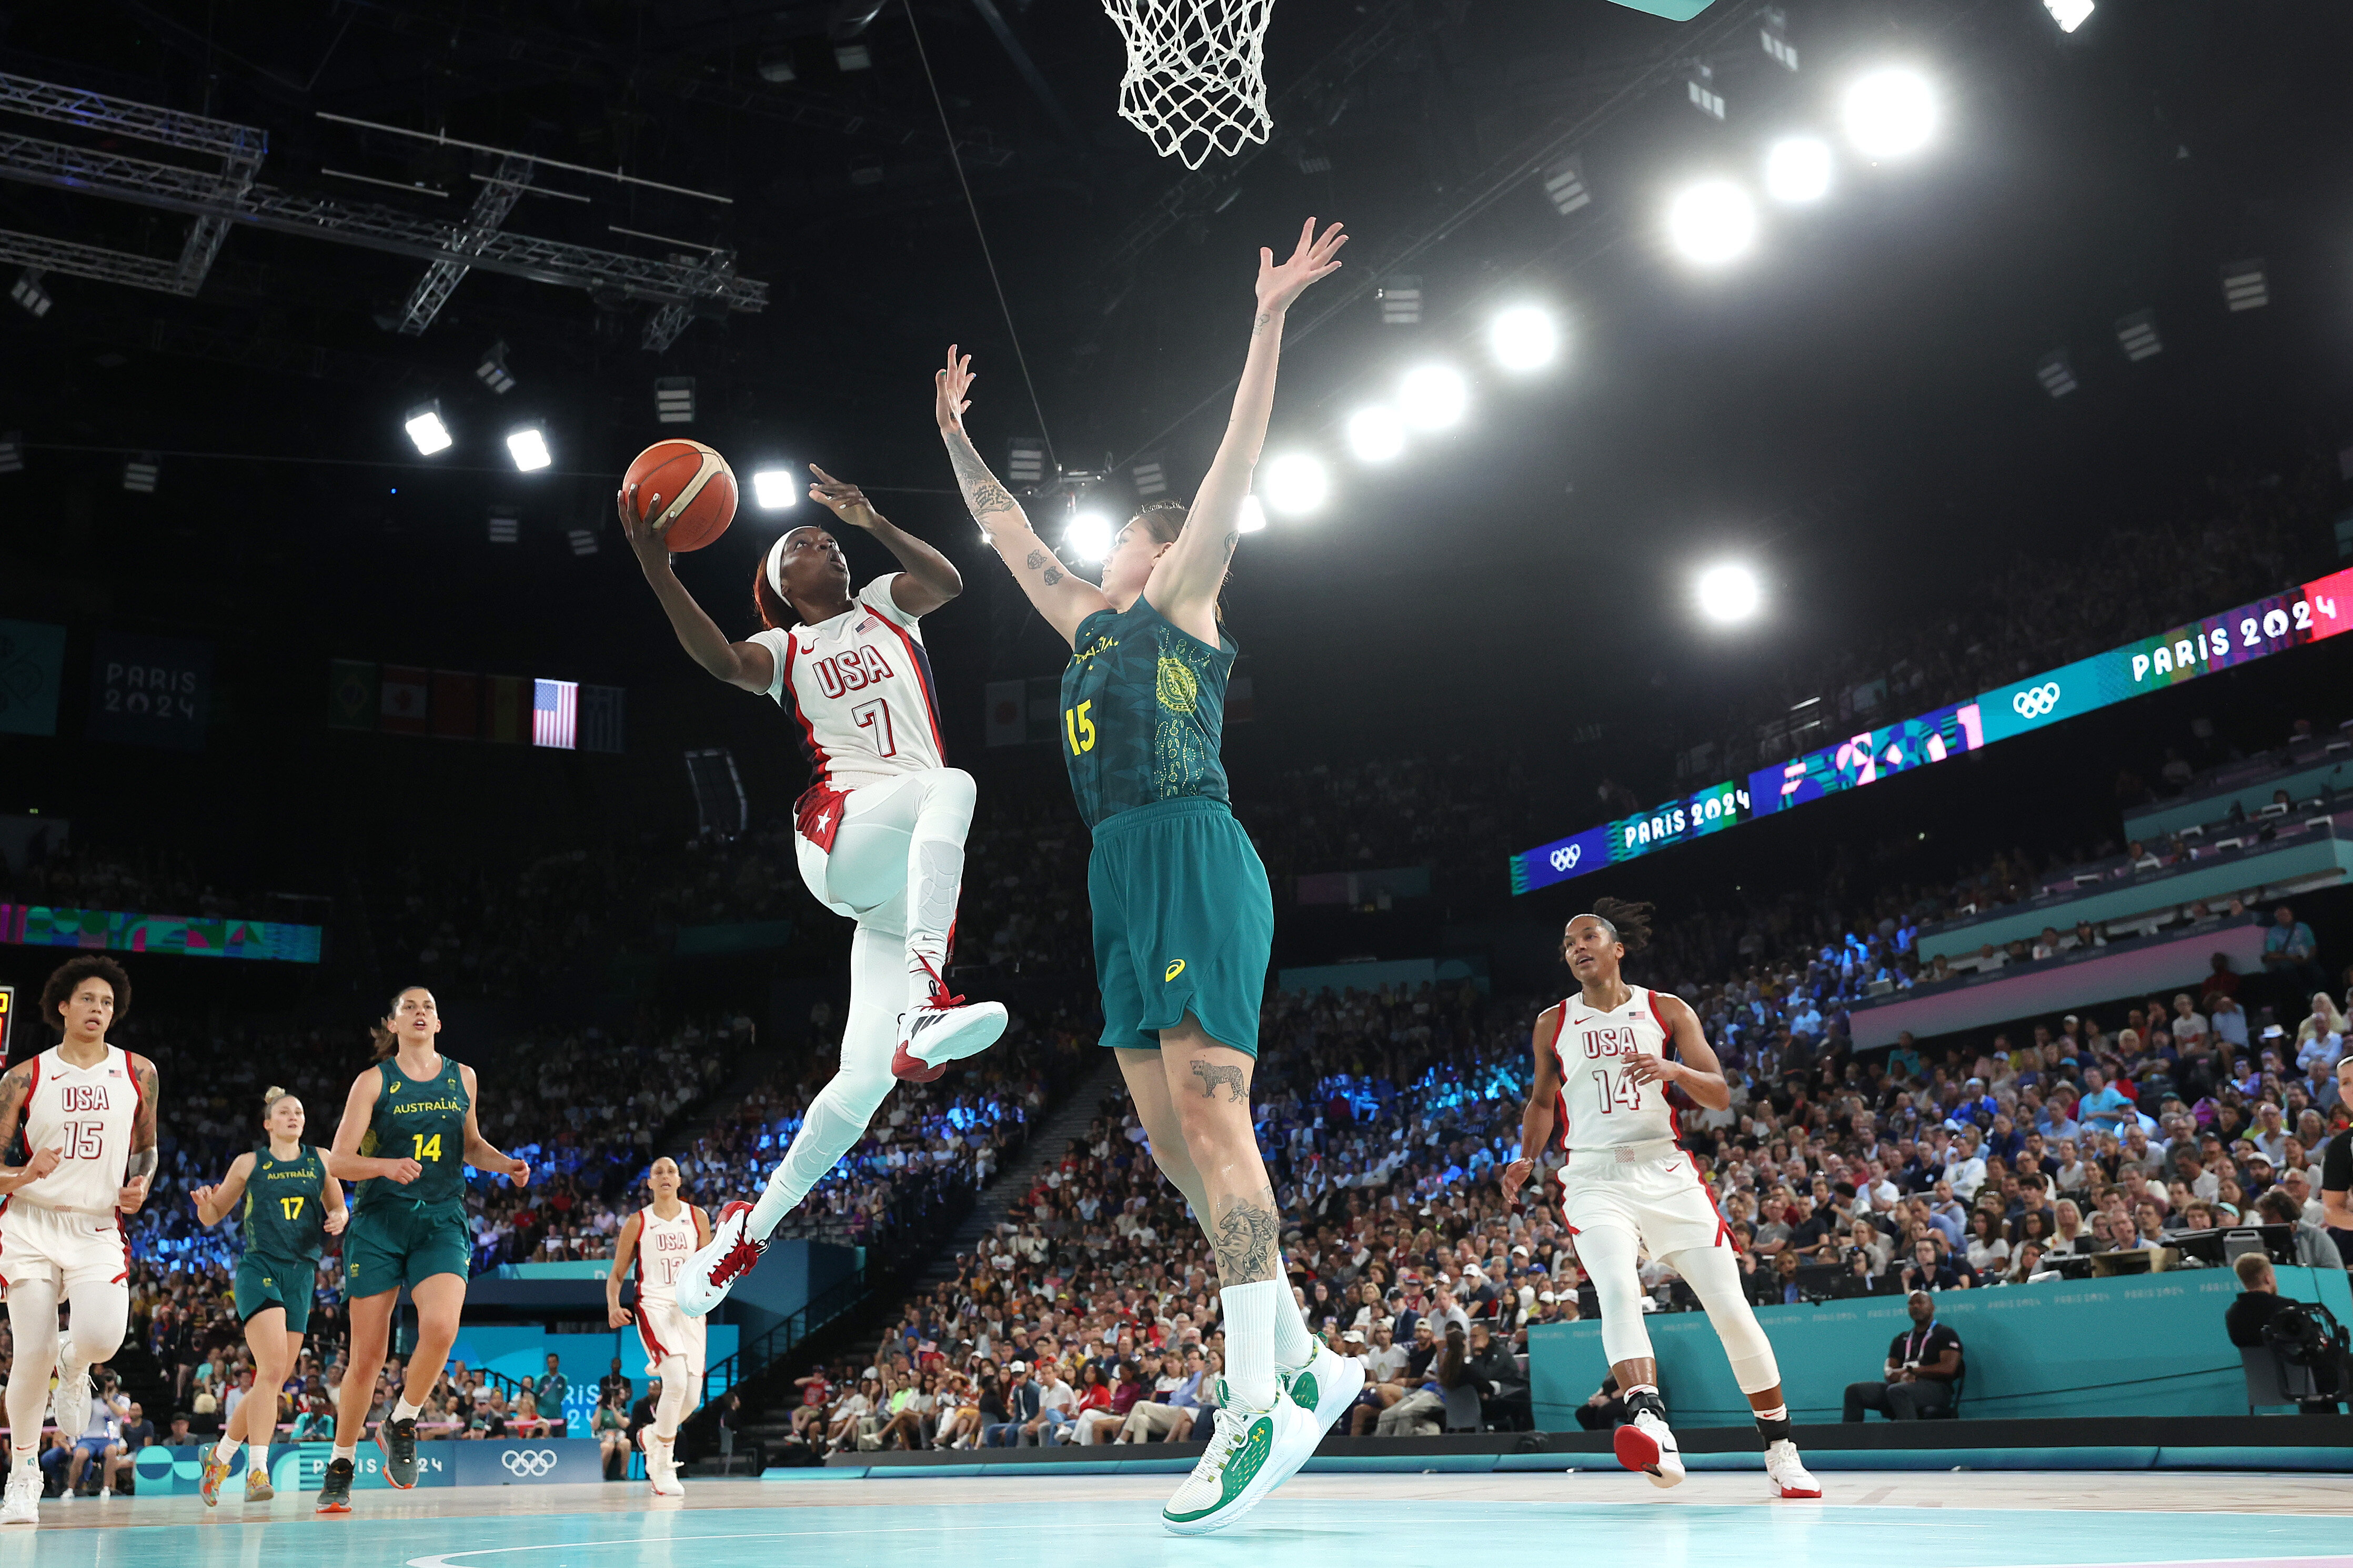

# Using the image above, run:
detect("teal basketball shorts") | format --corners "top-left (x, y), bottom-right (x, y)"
top-left (233, 1253), bottom-right (316, 1333)
top-left (344, 1200), bottom-right (471, 1298)
top-left (1087, 796), bottom-right (1273, 1057)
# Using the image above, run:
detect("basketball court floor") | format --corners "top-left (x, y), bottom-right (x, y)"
top-left (6, 1472), bottom-right (2350, 1568)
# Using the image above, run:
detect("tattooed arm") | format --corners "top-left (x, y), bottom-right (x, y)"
top-left (0, 1060), bottom-right (63, 1196)
top-left (1147, 218), bottom-right (1348, 646)
top-left (118, 1050), bottom-right (159, 1212)
top-left (933, 345), bottom-right (1110, 649)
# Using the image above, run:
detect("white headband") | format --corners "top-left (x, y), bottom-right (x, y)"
top-left (765, 532), bottom-right (790, 598)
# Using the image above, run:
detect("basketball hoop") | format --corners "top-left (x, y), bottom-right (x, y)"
top-left (1100, 0), bottom-right (1275, 169)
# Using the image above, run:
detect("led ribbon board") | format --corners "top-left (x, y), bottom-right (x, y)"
top-left (1509, 566), bottom-right (2353, 893)
top-left (0, 904), bottom-right (324, 963)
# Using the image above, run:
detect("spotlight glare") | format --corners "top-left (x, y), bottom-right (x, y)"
top-left (1488, 305), bottom-right (1559, 372)
top-left (1763, 137), bottom-right (1833, 204)
top-left (1695, 563), bottom-right (1761, 624)
top-left (1238, 495), bottom-right (1268, 534)
top-left (1842, 68), bottom-right (1936, 158)
top-left (1344, 406), bottom-right (1407, 463)
top-left (2044, 0), bottom-right (2094, 33)
top-left (404, 403), bottom-right (453, 456)
top-left (506, 426), bottom-right (552, 472)
top-left (1066, 510), bottom-right (1114, 562)
top-left (1666, 181), bottom-right (1759, 266)
top-left (1396, 365), bottom-right (1470, 430)
top-left (751, 468), bottom-right (798, 510)
top-left (1262, 454), bottom-right (1330, 516)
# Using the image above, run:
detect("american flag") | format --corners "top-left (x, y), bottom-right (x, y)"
top-left (532, 678), bottom-right (577, 750)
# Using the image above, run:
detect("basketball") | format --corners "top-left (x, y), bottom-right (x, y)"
top-left (624, 439), bottom-right (737, 552)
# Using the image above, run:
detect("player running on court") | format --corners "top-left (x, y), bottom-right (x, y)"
top-left (933, 217), bottom-right (1357, 1536)
top-left (1501, 899), bottom-right (1820, 1499)
top-left (0, 957), bottom-right (158, 1530)
top-left (624, 465), bottom-right (1005, 1318)
top-left (606, 1156), bottom-right (713, 1498)
top-left (190, 1085), bottom-right (347, 1506)
top-left (316, 986), bottom-right (530, 1513)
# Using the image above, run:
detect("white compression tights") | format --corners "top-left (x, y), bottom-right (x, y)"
top-left (1573, 1229), bottom-right (1782, 1397)
top-left (751, 768), bottom-right (976, 1239)
top-left (5, 1274), bottom-right (128, 1458)
top-left (653, 1355), bottom-right (695, 1441)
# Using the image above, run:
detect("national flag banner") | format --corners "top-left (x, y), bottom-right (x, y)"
top-left (983, 680), bottom-right (1024, 747)
top-left (484, 676), bottom-right (526, 744)
top-left (327, 660), bottom-right (378, 732)
top-left (379, 666), bottom-right (430, 735)
top-left (532, 677), bottom-right (577, 750)
top-left (578, 684), bottom-right (625, 753)
top-left (0, 619), bottom-right (69, 737)
top-left (430, 671), bottom-right (479, 740)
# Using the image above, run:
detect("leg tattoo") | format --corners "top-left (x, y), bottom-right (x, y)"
top-left (1212, 1189), bottom-right (1281, 1284)
top-left (1190, 1060), bottom-right (1245, 1102)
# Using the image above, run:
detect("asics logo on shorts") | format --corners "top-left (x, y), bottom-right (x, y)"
top-left (1164, 960), bottom-right (1186, 982)
top-left (500, 1449), bottom-right (560, 1477)
top-left (2010, 682), bottom-right (2061, 719)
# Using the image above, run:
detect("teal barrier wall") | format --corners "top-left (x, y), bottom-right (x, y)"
top-left (2124, 757), bottom-right (2353, 841)
top-left (1528, 1266), bottom-right (2353, 1429)
top-left (449, 1322), bottom-right (740, 1430)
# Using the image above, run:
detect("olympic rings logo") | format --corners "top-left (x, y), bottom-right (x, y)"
top-left (2010, 682), bottom-right (2062, 719)
top-left (500, 1449), bottom-right (560, 1478)
top-left (1549, 844), bottom-right (1583, 872)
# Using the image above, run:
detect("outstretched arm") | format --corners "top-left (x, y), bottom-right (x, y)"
top-left (1147, 219), bottom-right (1347, 631)
top-left (617, 484), bottom-right (779, 693)
top-left (807, 465), bottom-right (963, 616)
top-left (935, 346), bottom-right (1110, 648)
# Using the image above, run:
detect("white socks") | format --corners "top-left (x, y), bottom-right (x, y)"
top-left (214, 1432), bottom-right (238, 1462)
top-left (392, 1397), bottom-right (420, 1423)
top-left (1272, 1289), bottom-right (1315, 1370)
top-left (250, 1441), bottom-right (268, 1474)
top-left (1220, 1280), bottom-right (1281, 1410)
top-left (331, 1443), bottom-right (356, 1464)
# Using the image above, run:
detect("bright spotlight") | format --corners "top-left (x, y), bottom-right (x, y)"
top-left (1345, 406), bottom-right (1406, 463)
top-left (1695, 563), bottom-right (1761, 624)
top-left (2044, 0), bottom-right (2094, 33)
top-left (1066, 510), bottom-right (1114, 561)
top-left (1397, 365), bottom-right (1469, 430)
top-left (1262, 454), bottom-right (1329, 515)
top-left (1238, 495), bottom-right (1268, 534)
top-left (1842, 69), bottom-right (1936, 158)
top-left (403, 402), bottom-right (452, 456)
top-left (751, 468), bottom-right (798, 510)
top-left (1667, 181), bottom-right (1758, 266)
top-left (1488, 305), bottom-right (1558, 372)
top-left (1763, 137), bottom-right (1833, 204)
top-left (505, 424), bottom-right (551, 472)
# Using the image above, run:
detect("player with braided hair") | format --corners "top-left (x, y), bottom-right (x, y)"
top-left (1502, 899), bottom-right (1821, 1500)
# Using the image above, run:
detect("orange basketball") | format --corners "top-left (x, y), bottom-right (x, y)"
top-left (624, 439), bottom-right (737, 552)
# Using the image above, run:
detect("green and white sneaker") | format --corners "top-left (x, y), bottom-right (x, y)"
top-left (1280, 1340), bottom-right (1367, 1443)
top-left (1159, 1384), bottom-right (1317, 1537)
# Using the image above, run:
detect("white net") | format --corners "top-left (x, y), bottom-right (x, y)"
top-left (1101, 0), bottom-right (1275, 169)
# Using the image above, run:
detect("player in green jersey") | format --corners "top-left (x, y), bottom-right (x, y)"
top-left (189, 1084), bottom-right (346, 1506)
top-left (934, 218), bottom-right (1363, 1536)
top-left (315, 986), bottom-right (529, 1513)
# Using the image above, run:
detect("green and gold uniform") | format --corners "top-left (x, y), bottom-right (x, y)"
top-left (1060, 594), bottom-right (1273, 1057)
top-left (344, 1055), bottom-right (473, 1297)
top-left (232, 1142), bottom-right (329, 1333)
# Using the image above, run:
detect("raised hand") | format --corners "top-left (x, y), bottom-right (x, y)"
top-left (1255, 218), bottom-right (1348, 315)
top-left (617, 482), bottom-right (673, 570)
top-left (935, 345), bottom-right (976, 434)
top-left (807, 466), bottom-right (882, 530)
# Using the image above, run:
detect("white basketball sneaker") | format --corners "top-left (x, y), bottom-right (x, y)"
top-left (641, 1431), bottom-right (685, 1498)
top-left (676, 1199), bottom-right (765, 1318)
top-left (0, 1462), bottom-right (38, 1526)
top-left (1160, 1385), bottom-right (1317, 1536)
top-left (1264, 1341), bottom-right (1362, 1491)
top-left (50, 1338), bottom-right (92, 1451)
top-left (1613, 1408), bottom-right (1685, 1489)
top-left (890, 966), bottom-right (1007, 1084)
top-left (1764, 1438), bottom-right (1821, 1498)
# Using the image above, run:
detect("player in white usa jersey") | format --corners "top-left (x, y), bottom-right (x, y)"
top-left (620, 465), bottom-right (1004, 1319)
top-left (0, 957), bottom-right (160, 1529)
top-left (606, 1157), bottom-right (711, 1498)
top-left (1501, 899), bottom-right (1818, 1501)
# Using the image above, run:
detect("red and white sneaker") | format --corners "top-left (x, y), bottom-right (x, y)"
top-left (890, 967), bottom-right (1007, 1084)
top-left (1764, 1439), bottom-right (1821, 1498)
top-left (1613, 1409), bottom-right (1685, 1489)
top-left (676, 1200), bottom-right (766, 1318)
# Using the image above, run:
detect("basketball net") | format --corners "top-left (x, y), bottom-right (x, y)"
top-left (1101, 0), bottom-right (1274, 169)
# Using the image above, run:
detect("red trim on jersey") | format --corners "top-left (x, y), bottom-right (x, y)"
top-left (637, 1308), bottom-right (670, 1363)
top-left (866, 612), bottom-right (947, 758)
top-left (778, 633), bottom-right (834, 786)
top-left (1642, 991), bottom-right (1731, 1245)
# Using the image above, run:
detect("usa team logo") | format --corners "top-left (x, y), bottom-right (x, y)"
top-left (2010, 682), bottom-right (2061, 719)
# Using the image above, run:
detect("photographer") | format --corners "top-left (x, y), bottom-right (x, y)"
top-left (1843, 1291), bottom-right (1963, 1421)
top-left (2224, 1252), bottom-right (2345, 1415)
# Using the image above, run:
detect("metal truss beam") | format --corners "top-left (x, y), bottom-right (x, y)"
top-left (396, 152), bottom-right (532, 333)
top-left (0, 70), bottom-right (263, 160)
top-left (0, 227), bottom-right (182, 291)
